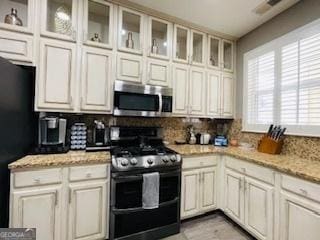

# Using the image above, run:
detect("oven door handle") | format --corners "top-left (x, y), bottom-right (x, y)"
top-left (112, 197), bottom-right (179, 214)
top-left (158, 93), bottom-right (163, 115)
top-left (114, 170), bottom-right (180, 182)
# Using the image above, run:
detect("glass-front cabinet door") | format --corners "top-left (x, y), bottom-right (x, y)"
top-left (40, 0), bottom-right (78, 41)
top-left (118, 7), bottom-right (144, 54)
top-left (148, 17), bottom-right (171, 60)
top-left (83, 0), bottom-right (113, 49)
top-left (208, 35), bottom-right (221, 70)
top-left (191, 30), bottom-right (205, 66)
top-left (0, 0), bottom-right (35, 33)
top-left (222, 39), bottom-right (234, 72)
top-left (173, 24), bottom-right (190, 64)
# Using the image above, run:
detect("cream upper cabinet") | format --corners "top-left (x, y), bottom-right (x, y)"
top-left (0, 0), bottom-right (35, 33)
top-left (190, 30), bottom-right (206, 67)
top-left (221, 72), bottom-right (234, 118)
top-left (181, 169), bottom-right (200, 219)
top-left (146, 58), bottom-right (170, 87)
top-left (173, 24), bottom-right (190, 64)
top-left (68, 180), bottom-right (108, 240)
top-left (172, 63), bottom-right (189, 115)
top-left (199, 167), bottom-right (217, 212)
top-left (80, 47), bottom-right (113, 113)
top-left (207, 70), bottom-right (221, 117)
top-left (82, 0), bottom-right (114, 49)
top-left (148, 17), bottom-right (172, 60)
top-left (224, 168), bottom-right (244, 224)
top-left (222, 39), bottom-right (234, 72)
top-left (37, 38), bottom-right (76, 111)
top-left (11, 186), bottom-right (63, 240)
top-left (189, 67), bottom-right (206, 116)
top-left (40, 0), bottom-right (78, 41)
top-left (208, 35), bottom-right (221, 70)
top-left (116, 52), bottom-right (143, 83)
top-left (118, 7), bottom-right (144, 55)
top-left (245, 177), bottom-right (274, 240)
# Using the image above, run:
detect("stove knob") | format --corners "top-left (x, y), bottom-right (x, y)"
top-left (162, 156), bottom-right (169, 163)
top-left (120, 158), bottom-right (129, 166)
top-left (130, 158), bottom-right (138, 165)
top-left (170, 156), bottom-right (177, 162)
top-left (147, 158), bottom-right (153, 165)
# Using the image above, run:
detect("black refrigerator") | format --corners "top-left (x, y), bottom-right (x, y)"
top-left (0, 57), bottom-right (37, 227)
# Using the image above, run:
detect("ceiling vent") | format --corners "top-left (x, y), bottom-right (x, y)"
top-left (254, 0), bottom-right (282, 15)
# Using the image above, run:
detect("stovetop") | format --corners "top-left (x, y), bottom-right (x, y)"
top-left (111, 145), bottom-right (181, 172)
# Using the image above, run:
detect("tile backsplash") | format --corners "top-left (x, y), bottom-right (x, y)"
top-left (228, 119), bottom-right (320, 161)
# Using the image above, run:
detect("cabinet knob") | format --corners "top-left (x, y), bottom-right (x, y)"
top-left (33, 178), bottom-right (40, 184)
top-left (299, 188), bottom-right (308, 196)
top-left (86, 172), bottom-right (92, 178)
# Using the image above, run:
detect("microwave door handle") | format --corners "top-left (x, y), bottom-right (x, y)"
top-left (158, 93), bottom-right (163, 115)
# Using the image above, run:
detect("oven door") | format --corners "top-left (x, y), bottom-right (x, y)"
top-left (110, 168), bottom-right (181, 239)
top-left (113, 81), bottom-right (172, 117)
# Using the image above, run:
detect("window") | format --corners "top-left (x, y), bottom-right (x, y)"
top-left (243, 19), bottom-right (320, 136)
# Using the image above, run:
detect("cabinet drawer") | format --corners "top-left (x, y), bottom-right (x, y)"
top-left (0, 30), bottom-right (33, 63)
top-left (69, 164), bottom-right (109, 182)
top-left (225, 156), bottom-right (275, 185)
top-left (183, 155), bottom-right (218, 170)
top-left (14, 168), bottom-right (62, 188)
top-left (281, 175), bottom-right (320, 203)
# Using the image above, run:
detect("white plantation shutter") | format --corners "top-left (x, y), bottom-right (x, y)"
top-left (247, 52), bottom-right (275, 125)
top-left (244, 19), bottom-right (320, 136)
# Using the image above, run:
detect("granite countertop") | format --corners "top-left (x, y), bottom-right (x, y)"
top-left (168, 144), bottom-right (320, 183)
top-left (9, 151), bottom-right (111, 170)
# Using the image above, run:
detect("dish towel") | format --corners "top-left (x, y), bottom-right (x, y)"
top-left (142, 172), bottom-right (160, 209)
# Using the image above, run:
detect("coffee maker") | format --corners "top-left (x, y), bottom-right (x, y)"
top-left (86, 120), bottom-right (110, 151)
top-left (36, 116), bottom-right (68, 153)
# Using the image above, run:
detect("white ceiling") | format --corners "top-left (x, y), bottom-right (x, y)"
top-left (128, 0), bottom-right (300, 38)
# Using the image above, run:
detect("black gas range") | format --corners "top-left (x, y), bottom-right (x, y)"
top-left (109, 126), bottom-right (182, 240)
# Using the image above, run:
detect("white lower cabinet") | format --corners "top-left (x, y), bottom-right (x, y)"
top-left (181, 157), bottom-right (217, 219)
top-left (11, 186), bottom-right (63, 240)
top-left (10, 164), bottom-right (110, 240)
top-left (68, 180), bottom-right (108, 240)
top-left (224, 161), bottom-right (274, 240)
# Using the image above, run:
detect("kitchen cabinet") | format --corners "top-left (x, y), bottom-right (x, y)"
top-left (172, 63), bottom-right (189, 115)
top-left (207, 70), bottom-right (234, 118)
top-left (173, 25), bottom-right (206, 66)
top-left (10, 164), bottom-right (110, 240)
top-left (82, 0), bottom-right (114, 49)
top-left (37, 38), bottom-right (76, 111)
top-left (280, 192), bottom-right (320, 240)
top-left (224, 157), bottom-right (274, 240)
top-left (222, 39), bottom-right (234, 72)
top-left (0, 0), bottom-right (35, 34)
top-left (181, 169), bottom-right (200, 219)
top-left (118, 7), bottom-right (144, 55)
top-left (190, 30), bottom-right (206, 67)
top-left (181, 156), bottom-right (218, 219)
top-left (207, 35), bottom-right (221, 70)
top-left (189, 67), bottom-right (206, 116)
top-left (40, 0), bottom-right (79, 41)
top-left (148, 17), bottom-right (172, 60)
top-left (245, 177), bottom-right (274, 240)
top-left (68, 180), bottom-right (108, 240)
top-left (116, 52), bottom-right (143, 83)
top-left (11, 186), bottom-right (63, 240)
top-left (224, 168), bottom-right (244, 224)
top-left (80, 46), bottom-right (113, 113)
top-left (146, 58), bottom-right (170, 87)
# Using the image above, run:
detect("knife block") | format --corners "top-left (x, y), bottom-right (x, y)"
top-left (257, 135), bottom-right (284, 154)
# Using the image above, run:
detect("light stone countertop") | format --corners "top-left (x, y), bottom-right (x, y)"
top-left (9, 151), bottom-right (111, 170)
top-left (168, 144), bottom-right (320, 183)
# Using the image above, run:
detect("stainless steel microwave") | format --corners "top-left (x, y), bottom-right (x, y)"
top-left (113, 81), bottom-right (173, 117)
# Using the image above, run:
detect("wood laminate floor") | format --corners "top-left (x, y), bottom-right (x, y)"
top-left (164, 212), bottom-right (256, 240)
